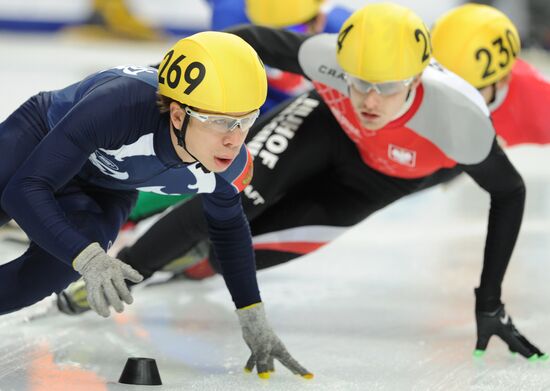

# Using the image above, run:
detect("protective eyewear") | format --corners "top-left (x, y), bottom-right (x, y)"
top-left (346, 75), bottom-right (414, 96)
top-left (185, 107), bottom-right (260, 133)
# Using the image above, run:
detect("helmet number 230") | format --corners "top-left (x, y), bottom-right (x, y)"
top-left (159, 49), bottom-right (206, 94)
top-left (475, 29), bottom-right (519, 80)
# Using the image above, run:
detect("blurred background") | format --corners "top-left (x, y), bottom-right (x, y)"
top-left (1, 0), bottom-right (549, 111)
top-left (0, 0), bottom-right (548, 46)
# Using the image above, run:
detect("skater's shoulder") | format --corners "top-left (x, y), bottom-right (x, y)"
top-left (298, 34), bottom-right (347, 94)
top-left (420, 62), bottom-right (489, 116)
top-left (407, 62), bottom-right (495, 165)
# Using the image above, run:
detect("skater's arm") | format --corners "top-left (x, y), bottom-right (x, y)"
top-left (202, 190), bottom-right (260, 308)
top-left (227, 24), bottom-right (309, 77)
top-left (459, 139), bottom-right (525, 309)
top-left (201, 149), bottom-right (260, 308)
top-left (1, 80), bottom-right (138, 265)
top-left (1, 131), bottom-right (94, 263)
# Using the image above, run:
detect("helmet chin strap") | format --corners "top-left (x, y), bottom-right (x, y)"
top-left (488, 83), bottom-right (508, 112)
top-left (172, 105), bottom-right (210, 173)
top-left (390, 86), bottom-right (416, 121)
top-left (487, 83), bottom-right (497, 106)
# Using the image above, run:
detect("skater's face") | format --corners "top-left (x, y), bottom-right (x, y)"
top-left (169, 103), bottom-right (257, 172)
top-left (348, 76), bottom-right (421, 130)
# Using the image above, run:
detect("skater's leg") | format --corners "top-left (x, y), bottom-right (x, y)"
top-left (0, 243), bottom-right (80, 314)
top-left (0, 95), bottom-right (50, 226)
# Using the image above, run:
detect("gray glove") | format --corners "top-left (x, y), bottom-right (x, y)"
top-left (236, 302), bottom-right (313, 379)
top-left (72, 242), bottom-right (143, 317)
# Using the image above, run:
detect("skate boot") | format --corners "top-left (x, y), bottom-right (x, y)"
top-left (56, 278), bottom-right (91, 315)
top-left (160, 241), bottom-right (210, 275)
top-left (182, 258), bottom-right (216, 280)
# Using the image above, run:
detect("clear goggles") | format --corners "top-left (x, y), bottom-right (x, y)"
top-left (185, 106), bottom-right (260, 133)
top-left (346, 75), bottom-right (414, 96)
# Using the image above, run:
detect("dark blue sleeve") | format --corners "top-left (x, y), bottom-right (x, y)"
top-left (323, 6), bottom-right (352, 33)
top-left (209, 0), bottom-right (250, 31)
top-left (1, 78), bottom-right (136, 264)
top-left (202, 186), bottom-right (261, 308)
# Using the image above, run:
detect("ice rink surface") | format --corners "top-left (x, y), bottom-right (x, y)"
top-left (1, 34), bottom-right (550, 391)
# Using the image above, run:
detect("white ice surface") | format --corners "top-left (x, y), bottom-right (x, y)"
top-left (1, 34), bottom-right (550, 391)
top-left (2, 166), bottom-right (550, 391)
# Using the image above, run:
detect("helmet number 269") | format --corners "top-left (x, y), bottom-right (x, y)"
top-left (159, 49), bottom-right (206, 95)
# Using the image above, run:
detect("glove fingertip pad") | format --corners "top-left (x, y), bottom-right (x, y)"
top-left (472, 349), bottom-right (485, 358)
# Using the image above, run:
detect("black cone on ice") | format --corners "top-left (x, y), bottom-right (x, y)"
top-left (118, 357), bottom-right (162, 385)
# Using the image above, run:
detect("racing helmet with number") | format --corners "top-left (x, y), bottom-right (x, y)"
top-left (336, 3), bottom-right (431, 82)
top-left (158, 31), bottom-right (267, 113)
top-left (431, 4), bottom-right (520, 88)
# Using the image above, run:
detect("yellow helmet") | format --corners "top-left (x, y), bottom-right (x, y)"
top-left (336, 3), bottom-right (431, 82)
top-left (245, 0), bottom-right (322, 28)
top-left (432, 4), bottom-right (521, 88)
top-left (158, 31), bottom-right (267, 113)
